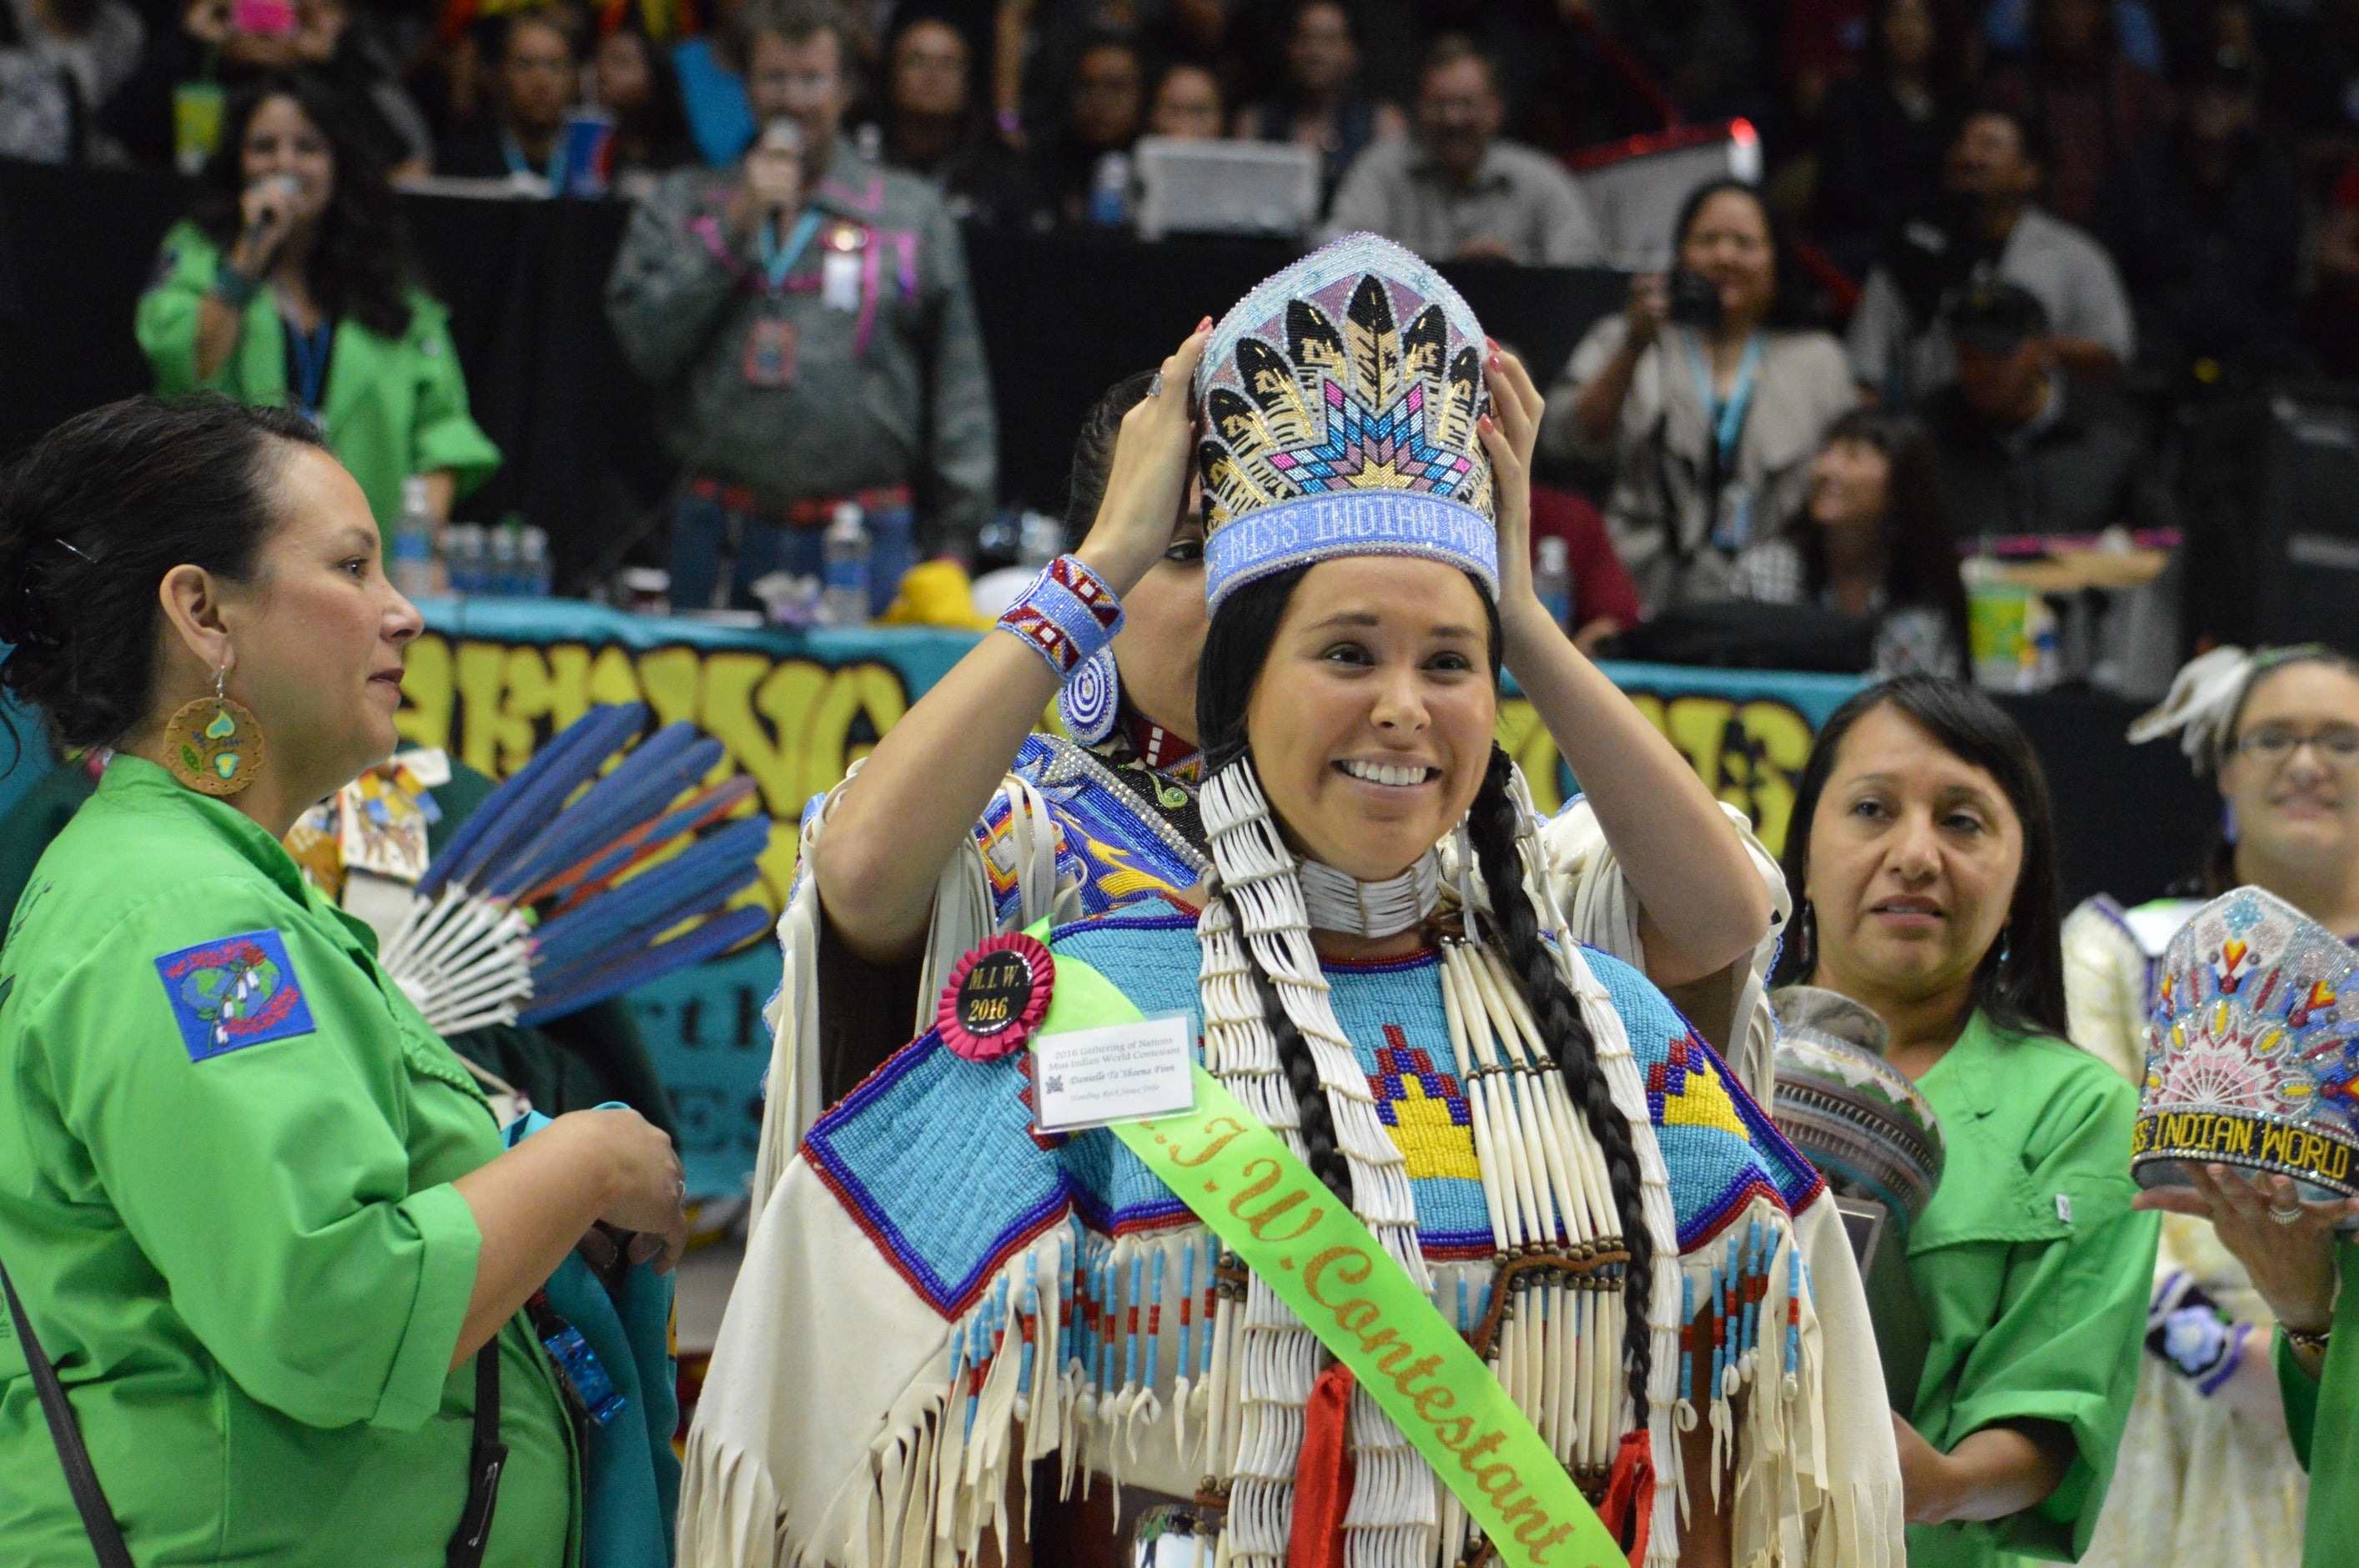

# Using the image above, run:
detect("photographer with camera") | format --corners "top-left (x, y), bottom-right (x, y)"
top-left (1542, 177), bottom-right (1856, 614)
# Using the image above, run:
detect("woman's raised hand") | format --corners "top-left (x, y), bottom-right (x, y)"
top-left (2136, 1163), bottom-right (2354, 1334)
top-left (1075, 319), bottom-right (1211, 594)
top-left (1478, 340), bottom-right (1550, 642)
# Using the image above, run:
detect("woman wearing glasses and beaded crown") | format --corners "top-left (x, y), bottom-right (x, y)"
top-left (682, 236), bottom-right (1903, 1568)
top-left (2062, 644), bottom-right (2359, 1568)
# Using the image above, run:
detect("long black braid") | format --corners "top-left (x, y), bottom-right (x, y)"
top-left (1464, 743), bottom-right (1656, 1423)
top-left (1231, 886), bottom-right (1356, 1207)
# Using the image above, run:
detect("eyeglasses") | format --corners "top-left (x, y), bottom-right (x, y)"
top-left (2230, 724), bottom-right (2359, 766)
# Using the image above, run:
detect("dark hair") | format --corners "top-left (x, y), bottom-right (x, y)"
top-left (0, 396), bottom-right (325, 753)
top-left (487, 7), bottom-right (581, 63)
top-left (1195, 564), bottom-right (1658, 1421)
top-left (1794, 408), bottom-right (1971, 672)
top-left (192, 73), bottom-right (418, 340)
top-left (1420, 32), bottom-right (1498, 93)
top-left (2202, 646), bottom-right (2359, 894)
top-left (1064, 369), bottom-right (1156, 535)
top-left (1957, 100), bottom-right (2050, 174)
top-left (599, 14), bottom-right (692, 158)
top-left (1670, 177), bottom-right (1819, 330)
top-left (1772, 675), bottom-right (2069, 1038)
top-left (1866, 0), bottom-right (1968, 103)
top-left (724, 0), bottom-right (866, 84)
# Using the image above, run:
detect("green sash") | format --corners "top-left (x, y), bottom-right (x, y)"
top-left (1038, 945), bottom-right (1627, 1568)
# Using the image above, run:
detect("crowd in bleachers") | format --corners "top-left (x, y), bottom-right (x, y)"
top-left (23, 0), bottom-right (2359, 674)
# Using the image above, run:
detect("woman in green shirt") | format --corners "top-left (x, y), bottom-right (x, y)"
top-left (0, 396), bottom-right (683, 1564)
top-left (1773, 675), bottom-right (2159, 1566)
top-left (136, 73), bottom-right (500, 530)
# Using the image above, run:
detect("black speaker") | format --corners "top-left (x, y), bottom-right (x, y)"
top-left (2256, 394), bottom-right (2359, 655)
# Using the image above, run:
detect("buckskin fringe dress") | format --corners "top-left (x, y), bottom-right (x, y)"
top-left (685, 790), bottom-right (1898, 1568)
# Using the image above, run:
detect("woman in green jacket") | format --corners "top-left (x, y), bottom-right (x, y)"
top-left (1773, 676), bottom-right (2160, 1566)
top-left (135, 73), bottom-right (500, 530)
top-left (0, 396), bottom-right (682, 1565)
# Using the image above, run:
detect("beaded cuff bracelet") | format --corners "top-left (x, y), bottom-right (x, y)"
top-left (209, 265), bottom-right (261, 309)
top-left (997, 555), bottom-right (1124, 680)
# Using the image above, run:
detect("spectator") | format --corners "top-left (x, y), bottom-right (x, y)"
top-left (1529, 483), bottom-right (1642, 653)
top-left (595, 14), bottom-right (697, 189)
top-left (1144, 58), bottom-right (1221, 138)
top-left (606, 0), bottom-right (996, 609)
top-left (1543, 178), bottom-right (1855, 611)
top-left (1847, 106), bottom-right (2135, 402)
top-left (1728, 408), bottom-right (1972, 678)
top-left (873, 11), bottom-right (1049, 229)
top-left (1983, 0), bottom-right (2174, 226)
top-left (142, 0), bottom-right (430, 173)
top-left (1812, 0), bottom-right (1970, 281)
top-left (1324, 32), bottom-right (1603, 266)
top-left (435, 8), bottom-right (579, 184)
top-left (1034, 29), bottom-right (1144, 225)
top-left (1983, 0), bottom-right (2170, 73)
top-left (0, 0), bottom-right (143, 163)
top-left (1917, 281), bottom-right (2170, 542)
top-left (2095, 47), bottom-right (2303, 388)
top-left (1232, 0), bottom-right (1405, 198)
top-left (134, 73), bottom-right (500, 528)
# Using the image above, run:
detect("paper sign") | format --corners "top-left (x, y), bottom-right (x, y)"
top-left (1031, 1012), bottom-right (1194, 1133)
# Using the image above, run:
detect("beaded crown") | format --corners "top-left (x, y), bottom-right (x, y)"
top-left (2134, 886), bottom-right (2359, 1204)
top-left (1194, 233), bottom-right (1497, 611)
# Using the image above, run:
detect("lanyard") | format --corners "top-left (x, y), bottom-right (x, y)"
top-left (1682, 328), bottom-right (1764, 469)
top-left (759, 208), bottom-right (825, 292)
top-left (285, 315), bottom-right (333, 423)
top-left (499, 128), bottom-right (541, 179)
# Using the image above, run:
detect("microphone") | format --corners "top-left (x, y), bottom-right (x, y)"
top-left (243, 172), bottom-right (300, 243)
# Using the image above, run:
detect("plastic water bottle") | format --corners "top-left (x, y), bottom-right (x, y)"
top-left (390, 476), bottom-right (438, 601)
top-left (1534, 535), bottom-right (1572, 632)
top-left (488, 524), bottom-right (521, 597)
top-left (1089, 151), bottom-right (1132, 229)
top-left (820, 502), bottom-right (871, 627)
top-left (518, 525), bottom-right (552, 596)
top-left (443, 523), bottom-right (486, 596)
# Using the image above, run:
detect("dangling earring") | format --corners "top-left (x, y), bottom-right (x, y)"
top-left (1996, 926), bottom-right (2013, 970)
top-left (163, 662), bottom-right (264, 797)
top-left (1057, 646), bottom-right (1120, 746)
top-left (2221, 800), bottom-right (2241, 846)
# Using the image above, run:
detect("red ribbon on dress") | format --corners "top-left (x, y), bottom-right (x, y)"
top-left (1596, 1426), bottom-right (1655, 1566)
top-left (1287, 1360), bottom-right (1358, 1568)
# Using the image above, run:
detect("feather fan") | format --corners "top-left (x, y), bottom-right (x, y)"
top-left (380, 704), bottom-right (774, 1035)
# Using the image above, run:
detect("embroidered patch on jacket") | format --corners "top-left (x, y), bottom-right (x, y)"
top-left (154, 929), bottom-right (317, 1063)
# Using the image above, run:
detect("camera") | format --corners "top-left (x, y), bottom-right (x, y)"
top-left (1667, 269), bottom-right (1724, 332)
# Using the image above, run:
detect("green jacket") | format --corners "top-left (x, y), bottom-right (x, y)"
top-left (1894, 1012), bottom-right (2160, 1567)
top-left (0, 758), bottom-right (576, 1565)
top-left (604, 143), bottom-right (997, 551)
top-left (135, 222), bottom-right (502, 530)
top-left (2276, 1240), bottom-right (2358, 1568)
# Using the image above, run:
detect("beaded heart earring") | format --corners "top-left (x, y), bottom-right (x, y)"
top-left (163, 663), bottom-right (264, 796)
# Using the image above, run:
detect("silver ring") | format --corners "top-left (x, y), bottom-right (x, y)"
top-left (1146, 371), bottom-right (1164, 399)
top-left (2271, 1201), bottom-right (2304, 1226)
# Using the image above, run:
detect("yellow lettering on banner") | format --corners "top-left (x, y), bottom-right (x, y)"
top-left (704, 652), bottom-right (800, 812)
top-left (1492, 700), bottom-right (1562, 816)
top-left (453, 641), bottom-right (521, 776)
top-left (395, 635), bottom-right (454, 752)
top-left (589, 645), bottom-right (642, 707)
top-left (636, 646), bottom-right (702, 731)
top-left (1738, 701), bottom-right (1813, 856)
top-left (500, 646), bottom-right (556, 776)
top-left (545, 643), bottom-right (594, 731)
top-left (1225, 1158), bottom-right (1324, 1242)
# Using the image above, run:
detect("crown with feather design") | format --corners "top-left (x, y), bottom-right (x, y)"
top-left (1195, 233), bottom-right (1496, 611)
top-left (2134, 885), bottom-right (2359, 1205)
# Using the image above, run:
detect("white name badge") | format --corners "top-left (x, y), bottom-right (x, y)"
top-left (1031, 1012), bottom-right (1195, 1133)
top-left (822, 249), bottom-right (862, 311)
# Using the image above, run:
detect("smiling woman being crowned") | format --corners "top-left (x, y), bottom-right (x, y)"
top-left (681, 237), bottom-right (1904, 1568)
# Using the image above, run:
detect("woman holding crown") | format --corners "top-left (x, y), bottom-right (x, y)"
top-left (682, 237), bottom-right (1902, 1568)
